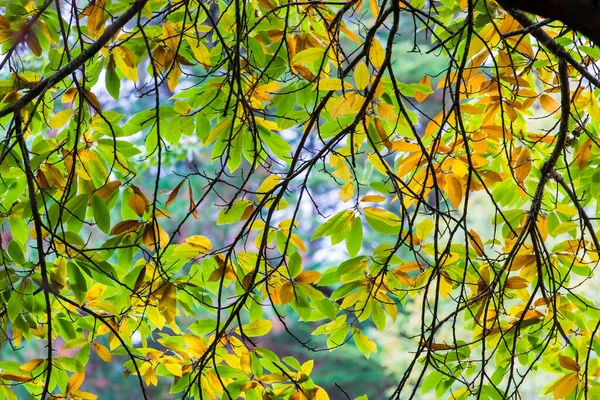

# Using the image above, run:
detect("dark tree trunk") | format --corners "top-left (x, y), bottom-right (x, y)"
top-left (498, 0), bottom-right (600, 45)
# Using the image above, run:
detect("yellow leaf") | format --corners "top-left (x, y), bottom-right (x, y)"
top-left (357, 330), bottom-right (377, 353)
top-left (544, 373), bottom-right (578, 399)
top-left (187, 37), bottom-right (211, 68)
top-left (539, 94), bottom-right (559, 113)
top-left (168, 63), bottom-right (182, 91)
top-left (369, 0), bottom-right (379, 18)
top-left (114, 47), bottom-right (138, 82)
top-left (128, 193), bottom-right (146, 217)
top-left (290, 233), bottom-right (307, 252)
top-left (340, 182), bottom-right (354, 203)
top-left (280, 281), bottom-right (295, 305)
top-left (414, 75), bottom-right (431, 103)
top-left (559, 355), bottom-right (580, 372)
top-left (143, 222), bottom-right (169, 250)
top-left (415, 219), bottom-right (433, 241)
top-left (87, 0), bottom-right (105, 38)
top-left (67, 371), bottom-right (85, 394)
top-left (366, 153), bottom-right (390, 175)
top-left (369, 39), bottom-right (385, 69)
top-left (18, 358), bottom-right (44, 372)
top-left (93, 342), bottom-right (112, 363)
top-left (238, 319), bottom-right (273, 337)
top-left (292, 47), bottom-right (325, 64)
top-left (144, 366), bottom-right (158, 386)
top-left (314, 387), bottom-right (330, 400)
top-left (185, 235), bottom-right (212, 251)
top-left (575, 138), bottom-right (592, 170)
top-left (257, 175), bottom-right (281, 201)
top-left (360, 195), bottom-right (386, 203)
top-left (439, 274), bottom-right (453, 299)
top-left (48, 109), bottom-right (72, 129)
top-left (313, 78), bottom-right (353, 91)
top-left (295, 270), bottom-right (322, 284)
top-left (158, 282), bottom-right (177, 324)
top-left (354, 61), bottom-right (370, 91)
top-left (445, 174), bottom-right (463, 209)
top-left (364, 207), bottom-right (401, 226)
top-left (377, 102), bottom-right (396, 122)
top-left (162, 23), bottom-right (179, 52)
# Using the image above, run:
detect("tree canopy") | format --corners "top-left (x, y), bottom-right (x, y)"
top-left (2, 0), bottom-right (600, 399)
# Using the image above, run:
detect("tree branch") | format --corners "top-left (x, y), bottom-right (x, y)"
top-left (498, 0), bottom-right (600, 45)
top-left (0, 0), bottom-right (147, 118)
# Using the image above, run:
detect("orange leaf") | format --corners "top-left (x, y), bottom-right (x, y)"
top-left (93, 181), bottom-right (121, 202)
top-left (295, 270), bottom-right (322, 284)
top-left (414, 75), bottom-right (431, 103)
top-left (280, 281), bottom-right (295, 305)
top-left (446, 174), bottom-right (463, 209)
top-left (539, 94), bottom-right (559, 113)
top-left (93, 342), bottom-right (112, 362)
top-left (67, 371), bottom-right (85, 394)
top-left (575, 139), bottom-right (592, 170)
top-left (514, 149), bottom-right (531, 183)
top-left (468, 229), bottom-right (484, 256)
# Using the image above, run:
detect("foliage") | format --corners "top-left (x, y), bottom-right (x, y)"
top-left (1, 0), bottom-right (600, 399)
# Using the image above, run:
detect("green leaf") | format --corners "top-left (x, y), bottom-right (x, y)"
top-left (67, 262), bottom-right (88, 304)
top-left (237, 319), bottom-right (273, 337)
top-left (92, 195), bottom-right (111, 234)
top-left (346, 216), bottom-right (363, 257)
top-left (217, 200), bottom-right (252, 225)
top-left (105, 61), bottom-right (121, 100)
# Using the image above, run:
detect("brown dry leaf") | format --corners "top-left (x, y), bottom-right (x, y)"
top-left (82, 89), bottom-right (102, 111)
top-left (109, 220), bottom-right (142, 235)
top-left (559, 355), bottom-right (580, 372)
top-left (166, 179), bottom-right (185, 207)
top-left (505, 276), bottom-right (529, 289)
top-left (128, 193), bottom-right (146, 217)
top-left (26, 33), bottom-right (42, 56)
